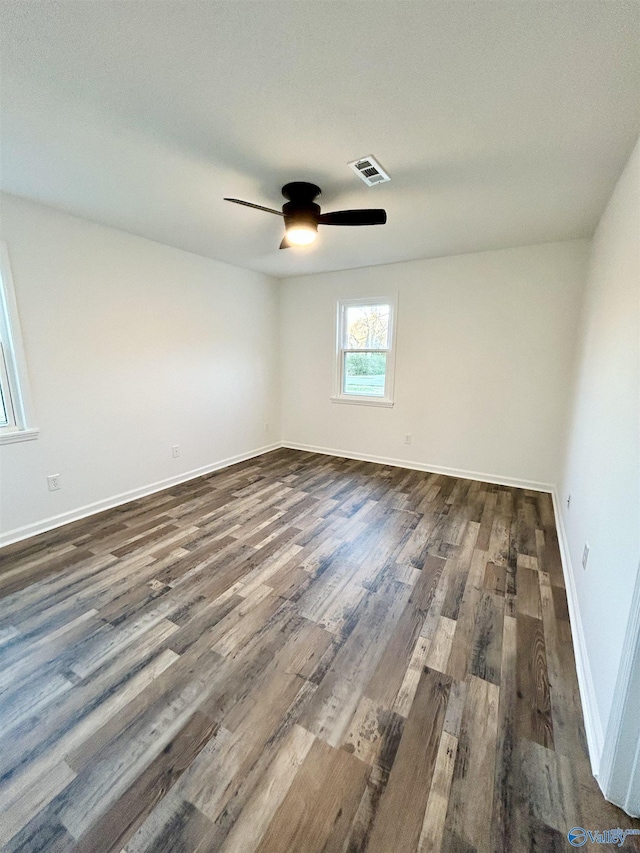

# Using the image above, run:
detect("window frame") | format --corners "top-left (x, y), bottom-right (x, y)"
top-left (331, 295), bottom-right (398, 407)
top-left (0, 242), bottom-right (38, 444)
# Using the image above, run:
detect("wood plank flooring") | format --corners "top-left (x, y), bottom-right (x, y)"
top-left (1, 448), bottom-right (639, 852)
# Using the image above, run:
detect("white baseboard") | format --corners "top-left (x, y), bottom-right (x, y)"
top-left (282, 441), bottom-right (555, 493)
top-left (551, 488), bottom-right (604, 777)
top-left (0, 443), bottom-right (281, 548)
top-left (1, 442), bottom-right (554, 549)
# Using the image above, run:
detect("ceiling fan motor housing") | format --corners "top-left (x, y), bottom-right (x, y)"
top-left (283, 200), bottom-right (320, 232)
top-left (281, 182), bottom-right (321, 202)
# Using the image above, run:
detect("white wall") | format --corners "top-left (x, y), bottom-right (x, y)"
top-left (280, 241), bottom-right (588, 488)
top-left (558, 137), bottom-right (640, 748)
top-left (0, 193), bottom-right (280, 543)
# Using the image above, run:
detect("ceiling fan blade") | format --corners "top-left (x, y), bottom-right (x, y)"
top-left (279, 236), bottom-right (292, 249)
top-left (317, 209), bottom-right (387, 226)
top-left (224, 198), bottom-right (284, 216)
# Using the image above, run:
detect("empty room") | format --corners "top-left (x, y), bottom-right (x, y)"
top-left (0, 2), bottom-right (639, 851)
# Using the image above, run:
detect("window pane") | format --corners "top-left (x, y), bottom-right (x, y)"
top-left (343, 351), bottom-right (386, 396)
top-left (0, 383), bottom-right (8, 426)
top-left (0, 344), bottom-right (10, 426)
top-left (345, 304), bottom-right (389, 349)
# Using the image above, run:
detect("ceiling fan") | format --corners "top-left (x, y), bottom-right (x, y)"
top-left (224, 182), bottom-right (387, 249)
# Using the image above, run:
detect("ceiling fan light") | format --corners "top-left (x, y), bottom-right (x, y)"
top-left (285, 223), bottom-right (317, 245)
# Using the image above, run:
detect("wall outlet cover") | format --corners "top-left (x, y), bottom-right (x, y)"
top-left (47, 474), bottom-right (61, 491)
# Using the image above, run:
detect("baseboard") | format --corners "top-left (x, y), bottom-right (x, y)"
top-left (551, 488), bottom-right (604, 777)
top-left (282, 441), bottom-right (555, 493)
top-left (2, 442), bottom-right (554, 549)
top-left (0, 442), bottom-right (281, 548)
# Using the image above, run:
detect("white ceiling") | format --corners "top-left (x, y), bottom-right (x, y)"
top-left (1, 1), bottom-right (639, 278)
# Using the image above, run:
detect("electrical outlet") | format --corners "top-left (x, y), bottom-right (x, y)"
top-left (47, 474), bottom-right (61, 491)
top-left (582, 543), bottom-right (589, 570)
top-left (172, 445), bottom-right (180, 458)
top-left (404, 434), bottom-right (412, 445)
top-left (567, 494), bottom-right (571, 509)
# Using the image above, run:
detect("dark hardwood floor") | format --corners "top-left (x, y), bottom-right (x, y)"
top-left (0, 448), bottom-right (638, 852)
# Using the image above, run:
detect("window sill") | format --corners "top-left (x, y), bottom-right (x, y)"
top-left (0, 427), bottom-right (39, 445)
top-left (330, 396), bottom-right (394, 408)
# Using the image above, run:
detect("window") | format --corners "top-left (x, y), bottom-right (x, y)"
top-left (0, 243), bottom-right (38, 444)
top-left (332, 297), bottom-right (397, 406)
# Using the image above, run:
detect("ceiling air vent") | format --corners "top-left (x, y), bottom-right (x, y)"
top-left (348, 155), bottom-right (390, 187)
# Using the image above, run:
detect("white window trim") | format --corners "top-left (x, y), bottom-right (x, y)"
top-left (0, 243), bottom-right (38, 445)
top-left (331, 295), bottom-right (398, 408)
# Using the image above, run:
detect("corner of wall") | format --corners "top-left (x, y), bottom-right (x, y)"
top-left (273, 275), bottom-right (285, 446)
